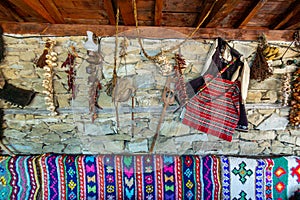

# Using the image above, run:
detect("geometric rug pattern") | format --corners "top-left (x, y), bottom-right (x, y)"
top-left (0, 154), bottom-right (299, 199)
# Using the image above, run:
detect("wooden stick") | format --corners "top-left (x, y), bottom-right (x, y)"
top-left (0, 140), bottom-right (14, 156)
top-left (149, 102), bottom-right (169, 153)
top-left (149, 76), bottom-right (173, 153)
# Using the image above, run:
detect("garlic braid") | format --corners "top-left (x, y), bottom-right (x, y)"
top-left (281, 73), bottom-right (291, 106)
top-left (42, 40), bottom-right (58, 116)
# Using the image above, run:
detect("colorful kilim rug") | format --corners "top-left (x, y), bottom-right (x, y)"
top-left (0, 154), bottom-right (299, 199)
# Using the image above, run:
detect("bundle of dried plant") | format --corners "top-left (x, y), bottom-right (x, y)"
top-left (174, 54), bottom-right (188, 108)
top-left (250, 46), bottom-right (273, 82)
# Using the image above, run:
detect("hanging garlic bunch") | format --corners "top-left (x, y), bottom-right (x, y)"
top-left (281, 73), bottom-right (291, 106)
top-left (42, 40), bottom-right (58, 116)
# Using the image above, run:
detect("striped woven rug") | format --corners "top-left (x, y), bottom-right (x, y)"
top-left (0, 154), bottom-right (299, 199)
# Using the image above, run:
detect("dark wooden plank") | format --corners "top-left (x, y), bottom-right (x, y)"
top-left (8, 0), bottom-right (56, 23)
top-left (285, 21), bottom-right (300, 30)
top-left (205, 0), bottom-right (241, 28)
top-left (103, 0), bottom-right (115, 25)
top-left (0, 1), bottom-right (24, 22)
top-left (154, 0), bottom-right (163, 25)
top-left (194, 0), bottom-right (214, 27)
top-left (164, 0), bottom-right (202, 12)
top-left (161, 13), bottom-right (198, 27)
top-left (0, 22), bottom-right (296, 41)
top-left (118, 0), bottom-right (135, 25)
top-left (40, 0), bottom-right (64, 23)
top-left (235, 0), bottom-right (267, 28)
top-left (271, 0), bottom-right (300, 29)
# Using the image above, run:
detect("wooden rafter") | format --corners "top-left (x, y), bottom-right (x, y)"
top-left (1, 22), bottom-right (296, 41)
top-left (104, 0), bottom-right (115, 25)
top-left (0, 1), bottom-right (24, 22)
top-left (8, 0), bottom-right (56, 23)
top-left (118, 0), bottom-right (135, 25)
top-left (235, 0), bottom-right (267, 28)
top-left (40, 0), bottom-right (64, 24)
top-left (205, 0), bottom-right (240, 28)
top-left (285, 21), bottom-right (300, 30)
top-left (194, 0), bottom-right (213, 27)
top-left (154, 0), bottom-right (163, 26)
top-left (271, 0), bottom-right (300, 30)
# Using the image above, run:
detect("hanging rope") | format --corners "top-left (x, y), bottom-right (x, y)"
top-left (132, 0), bottom-right (218, 62)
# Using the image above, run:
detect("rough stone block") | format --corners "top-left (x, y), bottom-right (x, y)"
top-left (277, 133), bottom-right (296, 144)
top-left (247, 112), bottom-right (264, 126)
top-left (240, 130), bottom-right (276, 140)
top-left (256, 113), bottom-right (289, 130)
top-left (239, 141), bottom-right (264, 155)
top-left (246, 91), bottom-right (262, 103)
top-left (127, 139), bottom-right (148, 153)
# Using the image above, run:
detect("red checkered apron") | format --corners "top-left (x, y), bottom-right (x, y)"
top-left (182, 74), bottom-right (240, 141)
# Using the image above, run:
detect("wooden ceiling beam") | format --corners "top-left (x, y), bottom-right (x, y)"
top-left (205, 0), bottom-right (241, 28)
top-left (154, 0), bottom-right (163, 26)
top-left (1, 22), bottom-right (296, 41)
top-left (39, 0), bottom-right (64, 24)
top-left (118, 0), bottom-right (135, 25)
top-left (271, 0), bottom-right (300, 30)
top-left (8, 0), bottom-right (56, 23)
top-left (235, 0), bottom-right (267, 29)
top-left (103, 0), bottom-right (115, 25)
top-left (0, 1), bottom-right (24, 22)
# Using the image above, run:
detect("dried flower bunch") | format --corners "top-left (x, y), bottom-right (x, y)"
top-left (42, 39), bottom-right (58, 116)
top-left (250, 45), bottom-right (273, 82)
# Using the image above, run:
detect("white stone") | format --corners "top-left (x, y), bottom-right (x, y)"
top-left (247, 112), bottom-right (264, 126)
top-left (277, 133), bottom-right (296, 144)
top-left (296, 137), bottom-right (300, 146)
top-left (175, 133), bottom-right (208, 144)
top-left (240, 130), bottom-right (276, 140)
top-left (239, 141), bottom-right (264, 155)
top-left (256, 113), bottom-right (289, 130)
top-left (127, 139), bottom-right (148, 153)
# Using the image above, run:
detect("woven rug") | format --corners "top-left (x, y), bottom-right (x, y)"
top-left (0, 154), bottom-right (299, 200)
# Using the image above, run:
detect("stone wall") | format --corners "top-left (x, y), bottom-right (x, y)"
top-left (0, 33), bottom-right (299, 155)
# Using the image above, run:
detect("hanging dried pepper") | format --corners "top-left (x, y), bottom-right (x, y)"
top-left (61, 53), bottom-right (77, 98)
top-left (174, 54), bottom-right (188, 108)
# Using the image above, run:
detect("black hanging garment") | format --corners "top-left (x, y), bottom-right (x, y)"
top-left (182, 38), bottom-right (249, 141)
top-left (0, 81), bottom-right (36, 107)
top-left (0, 26), bottom-right (35, 107)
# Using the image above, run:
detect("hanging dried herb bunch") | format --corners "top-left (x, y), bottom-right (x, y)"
top-left (289, 68), bottom-right (300, 126)
top-left (250, 45), bottom-right (273, 82)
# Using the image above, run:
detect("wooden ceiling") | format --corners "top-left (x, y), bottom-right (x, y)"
top-left (0, 0), bottom-right (299, 41)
